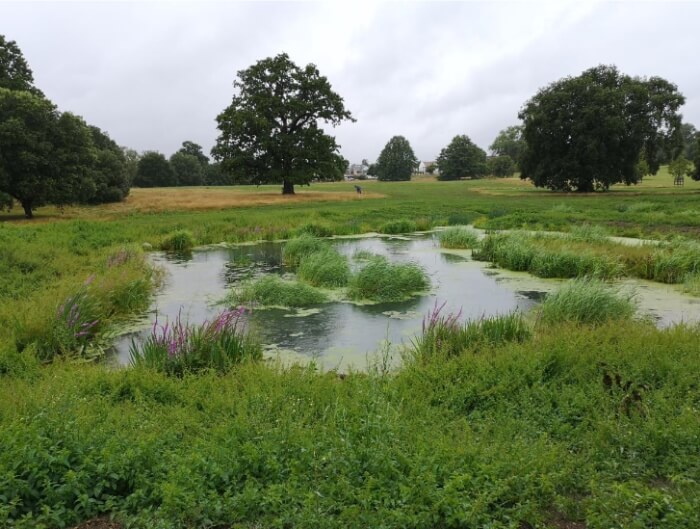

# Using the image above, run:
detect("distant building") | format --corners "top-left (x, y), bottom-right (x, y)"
top-left (418, 161), bottom-right (438, 175)
top-left (345, 162), bottom-right (370, 179)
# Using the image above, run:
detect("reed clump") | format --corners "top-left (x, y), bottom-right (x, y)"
top-left (297, 248), bottom-right (350, 288)
top-left (231, 275), bottom-right (328, 308)
top-left (438, 227), bottom-right (480, 249)
top-left (348, 256), bottom-right (429, 302)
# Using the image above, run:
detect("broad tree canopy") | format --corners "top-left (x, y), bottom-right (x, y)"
top-left (436, 135), bottom-right (488, 180)
top-left (489, 125), bottom-right (525, 168)
top-left (0, 35), bottom-right (41, 95)
top-left (375, 136), bottom-right (418, 181)
top-left (519, 65), bottom-right (685, 192)
top-left (212, 53), bottom-right (354, 194)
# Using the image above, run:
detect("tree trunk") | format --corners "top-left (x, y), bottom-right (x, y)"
top-left (282, 179), bottom-right (295, 195)
top-left (22, 201), bottom-right (33, 219)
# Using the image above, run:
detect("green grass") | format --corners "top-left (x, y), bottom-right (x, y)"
top-left (229, 275), bottom-right (328, 308)
top-left (2, 320), bottom-right (699, 528)
top-left (437, 226), bottom-right (480, 249)
top-left (539, 278), bottom-right (637, 325)
top-left (378, 218), bottom-right (417, 234)
top-left (348, 256), bottom-right (429, 302)
top-left (160, 229), bottom-right (195, 252)
top-left (281, 235), bottom-right (329, 267)
top-left (297, 248), bottom-right (350, 288)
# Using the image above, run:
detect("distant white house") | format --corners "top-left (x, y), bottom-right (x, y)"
top-left (345, 162), bottom-right (370, 179)
top-left (417, 161), bottom-right (438, 175)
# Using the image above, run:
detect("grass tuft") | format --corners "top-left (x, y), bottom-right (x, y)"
top-left (378, 219), bottom-right (417, 234)
top-left (230, 275), bottom-right (328, 307)
top-left (348, 256), bottom-right (429, 302)
top-left (297, 248), bottom-right (350, 288)
top-left (539, 278), bottom-right (636, 325)
top-left (281, 235), bottom-right (328, 267)
top-left (160, 230), bottom-right (195, 252)
top-left (438, 227), bottom-right (480, 249)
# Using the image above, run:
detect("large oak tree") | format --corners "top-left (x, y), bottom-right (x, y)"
top-left (436, 135), bottom-right (488, 180)
top-left (212, 53), bottom-right (354, 194)
top-left (519, 65), bottom-right (685, 192)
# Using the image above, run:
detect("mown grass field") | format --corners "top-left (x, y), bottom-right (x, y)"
top-left (2, 171), bottom-right (700, 528)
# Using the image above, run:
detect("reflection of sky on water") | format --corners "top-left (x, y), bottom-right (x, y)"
top-left (113, 235), bottom-right (541, 368)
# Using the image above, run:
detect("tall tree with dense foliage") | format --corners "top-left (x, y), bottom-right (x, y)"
top-left (170, 152), bottom-right (204, 186)
top-left (212, 53), bottom-right (354, 194)
top-left (0, 88), bottom-right (60, 217)
top-left (489, 125), bottom-right (525, 167)
top-left (0, 34), bottom-right (42, 95)
top-left (375, 136), bottom-right (418, 181)
top-left (692, 136), bottom-right (700, 181)
top-left (680, 123), bottom-right (698, 161)
top-left (488, 155), bottom-right (516, 177)
top-left (519, 65), bottom-right (685, 192)
top-left (134, 152), bottom-right (176, 188)
top-left (436, 135), bottom-right (488, 180)
top-left (177, 141), bottom-right (209, 167)
top-left (88, 126), bottom-right (131, 202)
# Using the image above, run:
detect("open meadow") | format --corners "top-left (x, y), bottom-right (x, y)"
top-left (2, 172), bottom-right (700, 528)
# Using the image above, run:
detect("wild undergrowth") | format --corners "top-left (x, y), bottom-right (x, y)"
top-left (281, 235), bottom-right (329, 267)
top-left (129, 308), bottom-right (261, 376)
top-left (348, 256), bottom-right (429, 301)
top-left (1, 319), bottom-right (699, 528)
top-left (230, 275), bottom-right (328, 308)
top-left (437, 226), bottom-right (480, 249)
top-left (297, 248), bottom-right (350, 288)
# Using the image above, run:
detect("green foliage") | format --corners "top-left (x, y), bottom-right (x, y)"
top-left (212, 53), bottom-right (354, 194)
top-left (694, 135), bottom-right (700, 181)
top-left (378, 218), bottom-right (417, 234)
top-left (176, 140), bottom-right (209, 167)
top-left (438, 226), bottom-right (479, 249)
top-left (348, 256), bottom-right (429, 301)
top-left (669, 155), bottom-right (692, 182)
top-left (0, 34), bottom-right (42, 95)
top-left (129, 308), bottom-right (261, 376)
top-left (487, 154), bottom-right (516, 177)
top-left (647, 239), bottom-right (700, 283)
top-left (231, 275), bottom-right (328, 307)
top-left (489, 125), bottom-right (525, 166)
top-left (540, 278), bottom-right (636, 325)
top-left (566, 223), bottom-right (610, 243)
top-left (410, 304), bottom-right (530, 361)
top-left (160, 230), bottom-right (195, 252)
top-left (519, 65), bottom-right (685, 191)
top-left (282, 235), bottom-right (328, 266)
top-left (297, 248), bottom-right (350, 288)
top-left (169, 152), bottom-right (204, 186)
top-left (376, 135), bottom-right (418, 181)
top-left (134, 151), bottom-right (176, 188)
top-left (296, 222), bottom-right (334, 238)
top-left (680, 122), bottom-right (698, 161)
top-left (436, 134), bottom-right (488, 180)
top-left (87, 126), bottom-right (130, 203)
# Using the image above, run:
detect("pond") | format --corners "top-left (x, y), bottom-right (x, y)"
top-left (112, 232), bottom-right (700, 371)
top-left (112, 234), bottom-right (542, 370)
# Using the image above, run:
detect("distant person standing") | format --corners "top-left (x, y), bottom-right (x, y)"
top-left (354, 185), bottom-right (362, 195)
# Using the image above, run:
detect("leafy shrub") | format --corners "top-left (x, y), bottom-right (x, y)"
top-left (410, 303), bottom-right (531, 361)
top-left (378, 219), bottom-right (417, 234)
top-left (297, 248), bottom-right (350, 288)
top-left (539, 278), bottom-right (636, 325)
top-left (282, 235), bottom-right (328, 267)
top-left (438, 227), bottom-right (480, 249)
top-left (129, 308), bottom-right (261, 375)
top-left (231, 275), bottom-right (328, 307)
top-left (160, 230), bottom-right (195, 252)
top-left (348, 256), bottom-right (429, 301)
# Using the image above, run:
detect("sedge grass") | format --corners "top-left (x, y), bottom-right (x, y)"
top-left (539, 278), bottom-right (636, 325)
top-left (230, 275), bottom-right (328, 308)
top-left (160, 230), bottom-right (195, 252)
top-left (438, 227), bottom-right (480, 249)
top-left (348, 256), bottom-right (429, 302)
top-left (296, 248), bottom-right (350, 288)
top-left (281, 235), bottom-right (328, 267)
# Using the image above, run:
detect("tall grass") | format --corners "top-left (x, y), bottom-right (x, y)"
top-left (409, 302), bottom-right (531, 361)
top-left (281, 235), bottom-right (328, 267)
top-left (129, 308), bottom-right (261, 375)
top-left (230, 275), bottom-right (328, 307)
top-left (378, 219), bottom-right (417, 234)
top-left (160, 230), bottom-right (195, 252)
top-left (297, 248), bottom-right (350, 288)
top-left (348, 256), bottom-right (429, 301)
top-left (438, 227), bottom-right (480, 249)
top-left (566, 223), bottom-right (610, 243)
top-left (539, 278), bottom-right (636, 325)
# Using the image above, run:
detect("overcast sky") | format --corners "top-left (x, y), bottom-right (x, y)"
top-left (3, 1), bottom-right (699, 163)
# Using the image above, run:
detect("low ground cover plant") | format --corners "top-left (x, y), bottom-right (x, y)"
top-left (281, 235), bottom-right (328, 266)
top-left (437, 226), bottom-right (480, 249)
top-left (230, 275), bottom-right (328, 307)
top-left (129, 307), bottom-right (261, 375)
top-left (348, 255), bottom-right (429, 301)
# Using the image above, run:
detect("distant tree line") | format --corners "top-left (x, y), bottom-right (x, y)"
top-left (0, 34), bottom-right (132, 217)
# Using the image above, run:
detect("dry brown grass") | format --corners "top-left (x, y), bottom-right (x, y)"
top-left (0, 186), bottom-right (384, 223)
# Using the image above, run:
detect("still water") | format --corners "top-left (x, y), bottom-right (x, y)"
top-left (113, 235), bottom-right (541, 370)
